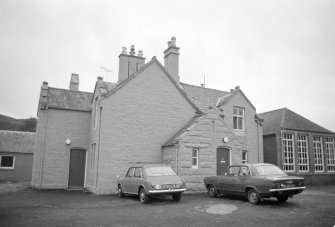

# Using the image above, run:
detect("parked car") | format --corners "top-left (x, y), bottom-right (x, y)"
top-left (204, 163), bottom-right (306, 204)
top-left (117, 164), bottom-right (186, 203)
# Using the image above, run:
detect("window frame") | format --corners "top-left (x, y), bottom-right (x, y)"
top-left (192, 148), bottom-right (199, 168)
top-left (282, 133), bottom-right (295, 172)
top-left (313, 136), bottom-right (324, 172)
top-left (325, 137), bottom-right (335, 172)
top-left (233, 107), bottom-right (245, 131)
top-left (242, 150), bottom-right (248, 164)
top-left (0, 155), bottom-right (15, 169)
top-left (297, 134), bottom-right (309, 172)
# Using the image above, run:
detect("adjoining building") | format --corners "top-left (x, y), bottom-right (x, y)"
top-left (31, 37), bottom-right (264, 194)
top-left (0, 130), bottom-right (35, 182)
top-left (260, 108), bottom-right (335, 185)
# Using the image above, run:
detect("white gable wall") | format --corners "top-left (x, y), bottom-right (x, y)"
top-left (94, 61), bottom-right (197, 194)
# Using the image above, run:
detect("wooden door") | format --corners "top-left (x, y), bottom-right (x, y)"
top-left (217, 148), bottom-right (230, 175)
top-left (68, 149), bottom-right (86, 188)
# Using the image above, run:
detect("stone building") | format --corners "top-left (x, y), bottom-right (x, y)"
top-left (31, 37), bottom-right (263, 194)
top-left (260, 108), bottom-right (335, 185)
top-left (0, 130), bottom-right (35, 182)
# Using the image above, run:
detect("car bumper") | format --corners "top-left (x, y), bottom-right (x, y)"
top-left (148, 188), bottom-right (186, 194)
top-left (269, 186), bottom-right (306, 192)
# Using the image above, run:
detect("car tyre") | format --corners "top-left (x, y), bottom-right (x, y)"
top-left (208, 185), bottom-right (217, 198)
top-left (139, 188), bottom-right (149, 204)
top-left (247, 189), bottom-right (260, 205)
top-left (118, 185), bottom-right (124, 198)
top-left (172, 193), bottom-right (182, 202)
top-left (276, 195), bottom-right (289, 203)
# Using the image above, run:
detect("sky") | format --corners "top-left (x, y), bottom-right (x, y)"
top-left (1, 0), bottom-right (334, 131)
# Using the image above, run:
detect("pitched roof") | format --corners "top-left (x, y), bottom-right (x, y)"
top-left (216, 87), bottom-right (256, 110)
top-left (260, 108), bottom-right (334, 135)
top-left (104, 57), bottom-right (202, 114)
top-left (44, 87), bottom-right (93, 112)
top-left (162, 114), bottom-right (205, 147)
top-left (181, 83), bottom-right (229, 112)
top-left (0, 130), bottom-right (35, 154)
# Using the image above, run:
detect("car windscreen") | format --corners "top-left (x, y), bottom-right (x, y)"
top-left (144, 167), bottom-right (176, 177)
top-left (253, 165), bottom-right (287, 176)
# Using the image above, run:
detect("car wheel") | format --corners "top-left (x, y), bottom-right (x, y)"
top-left (247, 189), bottom-right (260, 204)
top-left (118, 185), bottom-right (124, 198)
top-left (172, 193), bottom-right (182, 202)
top-left (276, 195), bottom-right (289, 203)
top-left (139, 188), bottom-right (149, 204)
top-left (208, 185), bottom-right (217, 198)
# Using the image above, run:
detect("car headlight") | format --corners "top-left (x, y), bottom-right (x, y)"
top-left (154, 185), bottom-right (161, 190)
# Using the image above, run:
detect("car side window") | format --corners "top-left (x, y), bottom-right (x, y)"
top-left (134, 167), bottom-right (142, 178)
top-left (239, 166), bottom-right (250, 176)
top-left (225, 166), bottom-right (240, 176)
top-left (126, 167), bottom-right (135, 177)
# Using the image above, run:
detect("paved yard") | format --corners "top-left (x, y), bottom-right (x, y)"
top-left (0, 185), bottom-right (334, 227)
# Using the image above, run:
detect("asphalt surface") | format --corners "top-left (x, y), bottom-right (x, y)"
top-left (0, 186), bottom-right (334, 227)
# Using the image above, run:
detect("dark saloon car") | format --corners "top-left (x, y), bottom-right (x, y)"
top-left (117, 164), bottom-right (186, 203)
top-left (204, 163), bottom-right (305, 204)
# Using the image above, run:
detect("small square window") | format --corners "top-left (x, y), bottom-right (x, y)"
top-left (0, 156), bottom-right (15, 169)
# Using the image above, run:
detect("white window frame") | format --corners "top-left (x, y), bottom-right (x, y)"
top-left (233, 107), bottom-right (245, 131)
top-left (0, 155), bottom-right (15, 169)
top-left (325, 137), bottom-right (335, 172)
top-left (192, 148), bottom-right (199, 168)
top-left (282, 133), bottom-right (295, 172)
top-left (297, 134), bottom-right (309, 172)
top-left (242, 150), bottom-right (248, 164)
top-left (313, 136), bottom-right (324, 172)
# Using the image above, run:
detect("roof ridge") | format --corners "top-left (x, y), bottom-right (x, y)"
top-left (180, 82), bottom-right (228, 93)
top-left (48, 86), bottom-right (93, 94)
top-left (259, 107), bottom-right (287, 115)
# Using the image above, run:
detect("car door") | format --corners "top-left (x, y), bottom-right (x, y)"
top-left (129, 167), bottom-right (143, 194)
top-left (217, 166), bottom-right (240, 193)
top-left (235, 165), bottom-right (251, 192)
top-left (122, 167), bottom-right (135, 193)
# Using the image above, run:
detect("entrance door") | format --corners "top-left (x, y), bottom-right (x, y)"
top-left (217, 148), bottom-right (230, 175)
top-left (68, 149), bottom-right (86, 188)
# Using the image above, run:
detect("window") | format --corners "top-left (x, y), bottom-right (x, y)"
top-left (282, 133), bottom-right (295, 172)
top-left (134, 168), bottom-right (142, 178)
top-left (297, 135), bottom-right (309, 172)
top-left (313, 136), bottom-right (324, 172)
top-left (126, 168), bottom-right (135, 177)
top-left (233, 107), bottom-right (245, 131)
top-left (225, 166), bottom-right (240, 176)
top-left (0, 155), bottom-right (15, 169)
top-left (325, 137), bottom-right (335, 172)
top-left (239, 166), bottom-right (250, 176)
top-left (242, 151), bottom-right (248, 164)
top-left (192, 148), bottom-right (199, 168)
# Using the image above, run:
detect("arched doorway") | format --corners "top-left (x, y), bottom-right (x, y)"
top-left (68, 148), bottom-right (86, 188)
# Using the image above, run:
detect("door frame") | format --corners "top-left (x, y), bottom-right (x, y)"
top-left (216, 146), bottom-right (232, 175)
top-left (67, 147), bottom-right (87, 188)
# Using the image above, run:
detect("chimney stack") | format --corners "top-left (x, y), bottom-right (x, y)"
top-left (69, 73), bottom-right (79, 91)
top-left (164, 37), bottom-right (180, 83)
top-left (118, 45), bottom-right (146, 84)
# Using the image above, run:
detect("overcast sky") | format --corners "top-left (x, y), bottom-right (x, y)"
top-left (1, 0), bottom-right (334, 131)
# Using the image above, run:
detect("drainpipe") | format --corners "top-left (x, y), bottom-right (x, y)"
top-left (95, 105), bottom-right (103, 192)
top-left (256, 120), bottom-right (260, 162)
top-left (39, 107), bottom-right (48, 188)
top-left (176, 142), bottom-right (180, 174)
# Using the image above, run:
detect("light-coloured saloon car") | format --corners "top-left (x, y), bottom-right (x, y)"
top-left (117, 164), bottom-right (186, 203)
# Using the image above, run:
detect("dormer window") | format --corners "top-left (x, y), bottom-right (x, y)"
top-left (233, 107), bottom-right (245, 131)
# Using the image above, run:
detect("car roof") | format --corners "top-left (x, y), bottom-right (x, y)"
top-left (129, 163), bottom-right (171, 168)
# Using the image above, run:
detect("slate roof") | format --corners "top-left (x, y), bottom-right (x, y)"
top-left (181, 83), bottom-right (229, 112)
top-left (44, 87), bottom-right (93, 111)
top-left (0, 130), bottom-right (35, 154)
top-left (260, 108), bottom-right (334, 135)
top-left (162, 114), bottom-right (205, 147)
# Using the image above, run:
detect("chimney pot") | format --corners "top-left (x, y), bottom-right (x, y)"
top-left (138, 50), bottom-right (143, 57)
top-left (171, 37), bottom-right (176, 47)
top-left (69, 73), bottom-right (79, 91)
top-left (97, 76), bottom-right (103, 81)
top-left (168, 41), bottom-right (172, 47)
top-left (122, 47), bottom-right (127, 54)
top-left (235, 85), bottom-right (240, 90)
top-left (130, 45), bottom-right (135, 55)
top-left (230, 89), bottom-right (234, 92)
